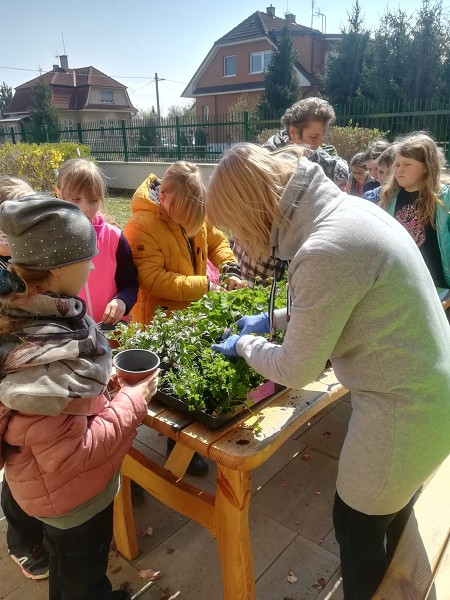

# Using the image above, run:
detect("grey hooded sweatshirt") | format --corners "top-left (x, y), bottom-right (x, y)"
top-left (236, 157), bottom-right (450, 515)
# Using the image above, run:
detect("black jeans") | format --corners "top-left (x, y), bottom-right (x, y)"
top-left (333, 491), bottom-right (416, 600)
top-left (1, 478), bottom-right (44, 552)
top-left (44, 502), bottom-right (114, 600)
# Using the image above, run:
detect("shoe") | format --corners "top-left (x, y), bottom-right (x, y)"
top-left (9, 544), bottom-right (49, 580)
top-left (110, 591), bottom-right (131, 599)
top-left (166, 438), bottom-right (209, 476)
top-left (130, 480), bottom-right (145, 505)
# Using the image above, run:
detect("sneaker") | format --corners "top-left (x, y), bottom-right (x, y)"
top-left (110, 591), bottom-right (132, 599)
top-left (9, 544), bottom-right (49, 580)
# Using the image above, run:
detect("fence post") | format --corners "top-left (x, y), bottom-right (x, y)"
top-left (243, 111), bottom-right (249, 141)
top-left (121, 120), bottom-right (129, 162)
top-left (19, 122), bottom-right (27, 143)
top-left (175, 116), bottom-right (182, 161)
top-left (77, 122), bottom-right (83, 145)
top-left (10, 127), bottom-right (16, 144)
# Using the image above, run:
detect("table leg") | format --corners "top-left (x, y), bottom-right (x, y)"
top-left (113, 472), bottom-right (139, 560)
top-left (215, 465), bottom-right (254, 600)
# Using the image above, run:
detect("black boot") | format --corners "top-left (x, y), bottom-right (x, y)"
top-left (166, 438), bottom-right (209, 476)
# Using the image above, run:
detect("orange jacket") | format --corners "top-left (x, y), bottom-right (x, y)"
top-left (124, 174), bottom-right (237, 324)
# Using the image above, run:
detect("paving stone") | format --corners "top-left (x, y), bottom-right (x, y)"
top-left (298, 401), bottom-right (352, 458)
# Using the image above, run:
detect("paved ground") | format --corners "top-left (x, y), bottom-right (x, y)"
top-left (0, 395), bottom-right (351, 600)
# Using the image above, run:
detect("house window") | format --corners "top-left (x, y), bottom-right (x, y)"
top-left (250, 51), bottom-right (272, 74)
top-left (101, 89), bottom-right (114, 103)
top-left (223, 55), bottom-right (236, 77)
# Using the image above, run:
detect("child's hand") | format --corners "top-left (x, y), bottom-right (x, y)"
top-left (224, 276), bottom-right (247, 291)
top-left (117, 369), bottom-right (160, 404)
top-left (102, 299), bottom-right (126, 325)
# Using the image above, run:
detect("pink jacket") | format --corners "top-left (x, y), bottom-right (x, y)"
top-left (78, 214), bottom-right (120, 323)
top-left (3, 388), bottom-right (147, 517)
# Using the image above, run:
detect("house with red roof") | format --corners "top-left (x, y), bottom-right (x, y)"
top-left (1, 55), bottom-right (136, 135)
top-left (182, 5), bottom-right (340, 117)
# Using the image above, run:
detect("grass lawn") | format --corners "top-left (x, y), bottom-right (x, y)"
top-left (106, 194), bottom-right (133, 229)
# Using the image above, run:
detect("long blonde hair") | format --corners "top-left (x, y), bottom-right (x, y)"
top-left (161, 161), bottom-right (206, 237)
top-left (380, 132), bottom-right (445, 229)
top-left (206, 143), bottom-right (301, 259)
top-left (0, 176), bottom-right (34, 201)
top-left (56, 158), bottom-right (106, 212)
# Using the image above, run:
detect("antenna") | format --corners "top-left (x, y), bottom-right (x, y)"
top-left (61, 32), bottom-right (66, 54)
top-left (311, 0), bottom-right (314, 29)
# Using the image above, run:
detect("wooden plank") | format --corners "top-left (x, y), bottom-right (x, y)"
top-left (373, 454), bottom-right (450, 599)
top-left (215, 465), bottom-right (254, 600)
top-left (209, 379), bottom-right (346, 471)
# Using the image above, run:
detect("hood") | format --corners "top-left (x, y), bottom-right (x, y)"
top-left (130, 174), bottom-right (169, 222)
top-left (92, 212), bottom-right (105, 237)
top-left (270, 157), bottom-right (346, 260)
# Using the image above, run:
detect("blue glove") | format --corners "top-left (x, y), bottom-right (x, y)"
top-left (211, 334), bottom-right (241, 358)
top-left (236, 312), bottom-right (269, 335)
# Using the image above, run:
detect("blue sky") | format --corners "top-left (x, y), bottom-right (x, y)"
top-left (1, 0), bottom-right (430, 115)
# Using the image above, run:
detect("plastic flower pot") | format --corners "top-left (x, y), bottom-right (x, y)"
top-left (97, 320), bottom-right (128, 349)
top-left (113, 349), bottom-right (160, 385)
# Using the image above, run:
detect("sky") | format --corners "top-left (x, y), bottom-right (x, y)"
top-left (1, 0), bottom-right (434, 115)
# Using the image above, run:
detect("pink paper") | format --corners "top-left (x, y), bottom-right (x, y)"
top-left (247, 380), bottom-right (276, 404)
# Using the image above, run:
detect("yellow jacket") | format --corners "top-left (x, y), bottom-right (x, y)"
top-left (124, 174), bottom-right (237, 324)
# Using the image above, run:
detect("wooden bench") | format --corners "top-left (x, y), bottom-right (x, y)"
top-left (373, 453), bottom-right (450, 599)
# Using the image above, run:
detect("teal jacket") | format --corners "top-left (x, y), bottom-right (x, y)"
top-left (384, 185), bottom-right (450, 287)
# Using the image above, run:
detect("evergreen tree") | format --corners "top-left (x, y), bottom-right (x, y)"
top-left (0, 82), bottom-right (13, 117)
top-left (258, 21), bottom-right (301, 116)
top-left (30, 80), bottom-right (60, 143)
top-left (324, 0), bottom-right (370, 105)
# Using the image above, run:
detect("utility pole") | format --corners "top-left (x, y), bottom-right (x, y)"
top-left (155, 73), bottom-right (166, 120)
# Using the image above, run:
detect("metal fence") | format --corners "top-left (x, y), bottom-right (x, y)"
top-left (2, 101), bottom-right (450, 162)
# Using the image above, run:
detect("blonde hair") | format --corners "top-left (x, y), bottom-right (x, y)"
top-left (0, 176), bottom-right (34, 201)
top-left (380, 132), bottom-right (445, 229)
top-left (56, 158), bottom-right (106, 211)
top-left (206, 143), bottom-right (301, 259)
top-left (161, 161), bottom-right (206, 237)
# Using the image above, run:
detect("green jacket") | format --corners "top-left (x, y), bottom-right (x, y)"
top-left (384, 185), bottom-right (450, 287)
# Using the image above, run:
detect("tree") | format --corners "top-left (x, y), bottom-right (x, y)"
top-left (0, 82), bottom-right (13, 117)
top-left (324, 0), bottom-right (370, 105)
top-left (29, 80), bottom-right (60, 143)
top-left (166, 102), bottom-right (196, 118)
top-left (258, 20), bottom-right (301, 116)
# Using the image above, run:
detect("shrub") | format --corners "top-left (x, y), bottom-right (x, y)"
top-left (0, 142), bottom-right (92, 192)
top-left (326, 123), bottom-right (388, 163)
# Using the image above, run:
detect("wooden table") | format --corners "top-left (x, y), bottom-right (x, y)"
top-left (113, 369), bottom-right (347, 600)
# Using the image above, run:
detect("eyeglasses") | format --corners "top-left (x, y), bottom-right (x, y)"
top-left (352, 170), bottom-right (366, 177)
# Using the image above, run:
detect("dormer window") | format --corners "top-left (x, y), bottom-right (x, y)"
top-left (250, 51), bottom-right (272, 74)
top-left (223, 56), bottom-right (236, 77)
top-left (100, 89), bottom-right (114, 103)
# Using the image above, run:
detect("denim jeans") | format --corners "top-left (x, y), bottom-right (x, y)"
top-left (333, 491), bottom-right (416, 600)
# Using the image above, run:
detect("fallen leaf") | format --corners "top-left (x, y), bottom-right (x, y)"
top-left (319, 537), bottom-right (326, 545)
top-left (137, 525), bottom-right (154, 537)
top-left (281, 483), bottom-right (288, 488)
top-left (166, 548), bottom-right (175, 555)
top-left (287, 569), bottom-right (298, 584)
top-left (138, 568), bottom-right (162, 581)
top-left (322, 431), bottom-right (331, 438)
top-left (300, 452), bottom-right (310, 460)
top-left (312, 577), bottom-right (327, 590)
top-left (314, 491), bottom-right (322, 495)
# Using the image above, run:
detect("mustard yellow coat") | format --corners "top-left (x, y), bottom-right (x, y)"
top-left (124, 174), bottom-right (237, 324)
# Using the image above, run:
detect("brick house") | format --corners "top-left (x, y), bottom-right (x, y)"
top-left (1, 55), bottom-right (136, 136)
top-left (182, 5), bottom-right (341, 118)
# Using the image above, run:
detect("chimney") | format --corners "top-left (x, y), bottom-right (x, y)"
top-left (286, 13), bottom-right (296, 23)
top-left (53, 64), bottom-right (59, 71)
top-left (60, 55), bottom-right (69, 70)
top-left (266, 4), bottom-right (275, 17)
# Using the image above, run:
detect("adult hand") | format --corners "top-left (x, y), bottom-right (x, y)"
top-left (224, 276), bottom-right (247, 291)
top-left (211, 334), bottom-right (241, 358)
top-left (209, 281), bottom-right (226, 293)
top-left (117, 369), bottom-right (160, 404)
top-left (102, 298), bottom-right (127, 325)
top-left (236, 312), bottom-right (269, 335)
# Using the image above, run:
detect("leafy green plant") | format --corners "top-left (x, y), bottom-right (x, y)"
top-left (114, 283), bottom-right (287, 415)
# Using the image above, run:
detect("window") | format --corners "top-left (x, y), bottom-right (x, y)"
top-left (223, 55), bottom-right (236, 77)
top-left (250, 51), bottom-right (272, 74)
top-left (100, 89), bottom-right (114, 103)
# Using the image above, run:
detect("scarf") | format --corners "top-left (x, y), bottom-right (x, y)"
top-left (0, 271), bottom-right (112, 416)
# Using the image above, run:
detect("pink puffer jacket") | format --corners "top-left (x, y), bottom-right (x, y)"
top-left (3, 387), bottom-right (147, 517)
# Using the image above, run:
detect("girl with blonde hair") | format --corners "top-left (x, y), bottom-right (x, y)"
top-left (379, 132), bottom-right (450, 290)
top-left (0, 177), bottom-right (34, 268)
top-left (56, 158), bottom-right (138, 324)
top-left (208, 142), bottom-right (450, 600)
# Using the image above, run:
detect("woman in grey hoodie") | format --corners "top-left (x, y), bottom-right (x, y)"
top-left (207, 143), bottom-right (450, 600)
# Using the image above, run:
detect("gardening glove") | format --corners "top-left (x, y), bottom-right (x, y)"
top-left (211, 334), bottom-right (241, 358)
top-left (236, 312), bottom-right (269, 336)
